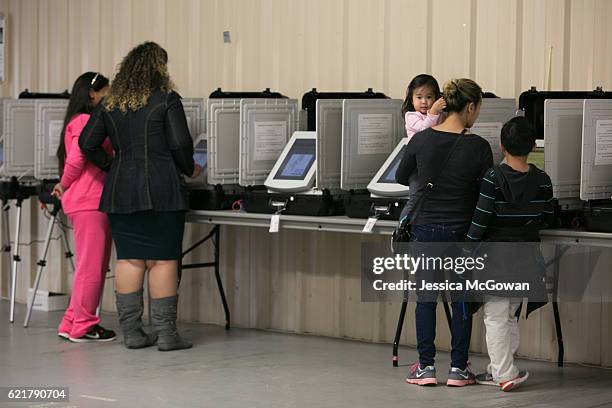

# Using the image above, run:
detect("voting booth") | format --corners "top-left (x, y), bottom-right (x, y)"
top-left (181, 98), bottom-right (207, 187)
top-left (301, 88), bottom-right (387, 132)
top-left (2, 91), bottom-right (70, 325)
top-left (239, 98), bottom-right (312, 213)
top-left (544, 99), bottom-right (584, 210)
top-left (189, 89), bottom-right (287, 210)
top-left (341, 99), bottom-right (405, 220)
top-left (470, 98), bottom-right (517, 165)
top-left (238, 98), bottom-right (299, 187)
top-left (580, 99), bottom-right (612, 232)
top-left (244, 130), bottom-right (342, 216)
top-left (34, 99), bottom-right (69, 180)
top-left (240, 90), bottom-right (391, 216)
top-left (264, 131), bottom-right (316, 193)
top-left (520, 88), bottom-right (612, 230)
top-left (1, 99), bottom-right (37, 179)
top-left (519, 88), bottom-right (612, 171)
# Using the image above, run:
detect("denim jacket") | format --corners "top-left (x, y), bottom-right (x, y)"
top-left (79, 89), bottom-right (195, 214)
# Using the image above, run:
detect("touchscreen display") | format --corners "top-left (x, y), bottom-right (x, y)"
top-left (274, 139), bottom-right (316, 181)
top-left (377, 145), bottom-right (406, 183)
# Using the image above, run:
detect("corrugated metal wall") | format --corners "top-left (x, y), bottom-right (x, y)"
top-left (0, 0), bottom-right (611, 366)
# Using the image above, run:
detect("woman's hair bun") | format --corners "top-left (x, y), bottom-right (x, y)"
top-left (442, 78), bottom-right (482, 113)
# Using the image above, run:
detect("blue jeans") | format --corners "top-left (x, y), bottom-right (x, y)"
top-left (411, 222), bottom-right (472, 370)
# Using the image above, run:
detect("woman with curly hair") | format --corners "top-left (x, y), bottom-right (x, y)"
top-left (79, 42), bottom-right (201, 351)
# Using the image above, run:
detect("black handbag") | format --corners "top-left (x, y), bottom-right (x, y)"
top-left (392, 130), bottom-right (465, 243)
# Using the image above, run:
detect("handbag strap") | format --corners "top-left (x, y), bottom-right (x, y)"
top-left (403, 129), bottom-right (466, 224)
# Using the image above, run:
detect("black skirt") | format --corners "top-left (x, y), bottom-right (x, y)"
top-left (108, 211), bottom-right (186, 260)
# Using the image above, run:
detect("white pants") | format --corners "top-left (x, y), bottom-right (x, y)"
top-left (483, 296), bottom-right (521, 383)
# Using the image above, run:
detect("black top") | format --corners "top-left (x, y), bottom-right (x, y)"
top-left (79, 90), bottom-right (195, 214)
top-left (395, 127), bottom-right (493, 225)
top-left (466, 164), bottom-right (555, 242)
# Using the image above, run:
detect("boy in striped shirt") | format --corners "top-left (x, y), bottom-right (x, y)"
top-left (466, 116), bottom-right (555, 391)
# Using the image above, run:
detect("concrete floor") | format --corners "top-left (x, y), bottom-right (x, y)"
top-left (0, 301), bottom-right (611, 408)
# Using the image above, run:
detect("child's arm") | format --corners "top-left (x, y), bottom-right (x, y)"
top-left (60, 116), bottom-right (89, 190)
top-left (405, 111), bottom-right (443, 137)
top-left (466, 169), bottom-right (496, 241)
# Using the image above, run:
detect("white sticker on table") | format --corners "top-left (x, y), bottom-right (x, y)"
top-left (595, 119), bottom-right (612, 166)
top-left (269, 214), bottom-right (280, 233)
top-left (48, 120), bottom-right (64, 158)
top-left (358, 114), bottom-right (393, 155)
top-left (254, 121), bottom-right (287, 161)
top-left (362, 217), bottom-right (378, 233)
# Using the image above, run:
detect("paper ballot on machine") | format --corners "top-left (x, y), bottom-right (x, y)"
top-left (47, 120), bottom-right (63, 158)
top-left (239, 98), bottom-right (298, 187)
top-left (469, 99), bottom-right (517, 165)
top-left (543, 99), bottom-right (584, 204)
top-left (580, 99), bottom-right (612, 201)
top-left (595, 120), bottom-right (612, 166)
top-left (358, 114), bottom-right (393, 155)
top-left (470, 122), bottom-right (503, 164)
top-left (254, 121), bottom-right (287, 161)
top-left (341, 99), bottom-right (404, 191)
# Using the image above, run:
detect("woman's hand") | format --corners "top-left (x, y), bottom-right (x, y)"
top-left (51, 183), bottom-right (64, 199)
top-left (430, 97), bottom-right (447, 115)
top-left (191, 164), bottom-right (202, 178)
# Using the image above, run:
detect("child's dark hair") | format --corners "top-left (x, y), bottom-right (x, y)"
top-left (442, 78), bottom-right (482, 113)
top-left (500, 116), bottom-right (536, 156)
top-left (401, 74), bottom-right (441, 116)
top-left (56, 72), bottom-right (110, 177)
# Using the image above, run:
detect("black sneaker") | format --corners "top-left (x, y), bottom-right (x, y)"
top-left (69, 325), bottom-right (117, 343)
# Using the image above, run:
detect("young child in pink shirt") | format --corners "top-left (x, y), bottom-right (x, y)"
top-left (53, 72), bottom-right (116, 342)
top-left (402, 74), bottom-right (447, 141)
top-left (398, 74), bottom-right (447, 223)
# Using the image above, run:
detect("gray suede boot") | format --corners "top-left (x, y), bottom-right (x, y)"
top-left (150, 295), bottom-right (193, 351)
top-left (115, 290), bottom-right (158, 349)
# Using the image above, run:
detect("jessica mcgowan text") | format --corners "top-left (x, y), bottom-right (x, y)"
top-left (372, 279), bottom-right (530, 292)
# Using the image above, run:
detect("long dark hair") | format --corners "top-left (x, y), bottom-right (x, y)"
top-left (57, 72), bottom-right (109, 177)
top-left (400, 74), bottom-right (441, 116)
top-left (104, 42), bottom-right (174, 112)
